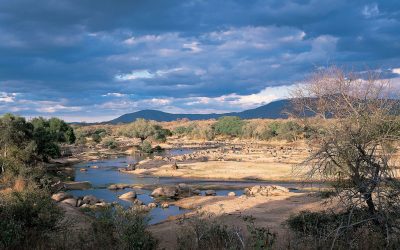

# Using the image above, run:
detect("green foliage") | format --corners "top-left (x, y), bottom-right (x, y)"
top-left (90, 206), bottom-right (158, 250)
top-left (140, 141), bottom-right (153, 154)
top-left (177, 214), bottom-right (276, 250)
top-left (91, 133), bottom-right (102, 143)
top-left (103, 138), bottom-right (119, 149)
top-left (213, 116), bottom-right (245, 137)
top-left (275, 121), bottom-right (303, 141)
top-left (0, 188), bottom-right (63, 249)
top-left (118, 119), bottom-right (170, 142)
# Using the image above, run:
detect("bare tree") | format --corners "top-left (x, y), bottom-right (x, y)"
top-left (291, 66), bottom-right (400, 244)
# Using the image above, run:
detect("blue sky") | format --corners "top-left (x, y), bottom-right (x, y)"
top-left (1, 0), bottom-right (400, 122)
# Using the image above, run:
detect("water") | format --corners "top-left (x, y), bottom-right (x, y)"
top-left (69, 149), bottom-right (314, 224)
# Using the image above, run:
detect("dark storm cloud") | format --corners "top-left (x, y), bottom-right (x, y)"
top-left (0, 0), bottom-right (400, 121)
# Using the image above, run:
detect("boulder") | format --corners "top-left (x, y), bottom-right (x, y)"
top-left (244, 185), bottom-right (289, 197)
top-left (83, 195), bottom-right (99, 205)
top-left (108, 184), bottom-right (130, 190)
top-left (51, 192), bottom-right (72, 202)
top-left (161, 202), bottom-right (169, 208)
top-left (64, 181), bottom-right (92, 190)
top-left (151, 186), bottom-right (179, 198)
top-left (91, 165), bottom-right (99, 169)
top-left (126, 163), bottom-right (138, 171)
top-left (227, 192), bottom-right (236, 197)
top-left (133, 199), bottom-right (144, 205)
top-left (192, 189), bottom-right (202, 195)
top-left (61, 198), bottom-right (77, 207)
top-left (147, 202), bottom-right (157, 208)
top-left (205, 190), bottom-right (216, 196)
top-left (80, 168), bottom-right (88, 172)
top-left (76, 199), bottom-right (84, 207)
top-left (119, 191), bottom-right (137, 200)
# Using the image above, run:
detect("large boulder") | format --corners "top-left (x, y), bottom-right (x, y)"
top-left (64, 181), bottom-right (92, 190)
top-left (61, 198), bottom-right (77, 207)
top-left (82, 195), bottom-right (99, 205)
top-left (244, 185), bottom-right (289, 197)
top-left (205, 190), bottom-right (216, 196)
top-left (51, 192), bottom-right (72, 202)
top-left (151, 186), bottom-right (179, 198)
top-left (119, 191), bottom-right (137, 200)
top-left (108, 184), bottom-right (130, 190)
top-left (126, 163), bottom-right (138, 171)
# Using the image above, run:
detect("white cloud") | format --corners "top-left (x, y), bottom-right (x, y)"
top-left (115, 70), bottom-right (154, 81)
top-left (102, 92), bottom-right (127, 97)
top-left (392, 68), bottom-right (400, 75)
top-left (362, 3), bottom-right (379, 18)
top-left (0, 92), bottom-right (18, 103)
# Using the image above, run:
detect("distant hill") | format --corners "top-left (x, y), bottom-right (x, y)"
top-left (107, 99), bottom-right (291, 124)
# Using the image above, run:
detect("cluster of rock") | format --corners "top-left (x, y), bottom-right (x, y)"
top-left (52, 192), bottom-right (109, 208)
top-left (150, 183), bottom-right (220, 198)
top-left (244, 185), bottom-right (289, 197)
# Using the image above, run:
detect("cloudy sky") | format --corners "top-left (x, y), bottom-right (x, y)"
top-left (1, 0), bottom-right (400, 122)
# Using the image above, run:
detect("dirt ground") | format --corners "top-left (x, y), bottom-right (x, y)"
top-left (150, 192), bottom-right (329, 249)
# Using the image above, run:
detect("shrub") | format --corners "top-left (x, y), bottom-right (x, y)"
top-left (140, 141), bottom-right (153, 154)
top-left (89, 206), bottom-right (158, 250)
top-left (0, 188), bottom-right (63, 249)
top-left (177, 214), bottom-right (276, 250)
top-left (103, 138), bottom-right (119, 149)
top-left (276, 121), bottom-right (303, 141)
top-left (91, 133), bottom-right (102, 143)
top-left (213, 116), bottom-right (244, 137)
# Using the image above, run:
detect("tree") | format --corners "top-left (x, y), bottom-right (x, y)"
top-left (213, 116), bottom-right (245, 137)
top-left (120, 119), bottom-right (170, 142)
top-left (291, 66), bottom-right (400, 244)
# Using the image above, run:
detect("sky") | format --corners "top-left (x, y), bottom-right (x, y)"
top-left (1, 0), bottom-right (400, 122)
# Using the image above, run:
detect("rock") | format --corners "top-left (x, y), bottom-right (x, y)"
top-left (108, 184), bottom-right (130, 190)
top-left (228, 192), bottom-right (236, 197)
top-left (76, 199), bottom-right (84, 207)
top-left (205, 190), bottom-right (216, 196)
top-left (151, 186), bottom-right (179, 198)
top-left (161, 202), bottom-right (169, 208)
top-left (83, 195), bottom-right (99, 205)
top-left (147, 202), bottom-right (157, 208)
top-left (133, 199), bottom-right (144, 205)
top-left (119, 191), bottom-right (137, 200)
top-left (244, 185), bottom-right (289, 197)
top-left (192, 189), bottom-right (202, 195)
top-left (61, 198), bottom-right (77, 207)
top-left (64, 181), bottom-right (92, 190)
top-left (95, 202), bottom-right (107, 207)
top-left (91, 165), bottom-right (99, 169)
top-left (80, 168), bottom-right (88, 172)
top-left (153, 156), bottom-right (163, 160)
top-left (178, 183), bottom-right (192, 194)
top-left (126, 163), bottom-right (138, 171)
top-left (51, 192), bottom-right (72, 202)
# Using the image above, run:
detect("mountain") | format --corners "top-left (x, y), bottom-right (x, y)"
top-left (107, 98), bottom-right (291, 124)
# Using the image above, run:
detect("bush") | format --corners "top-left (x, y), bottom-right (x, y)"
top-left (89, 206), bottom-right (158, 250)
top-left (91, 133), bottom-right (102, 143)
top-left (177, 214), bottom-right (275, 250)
top-left (140, 141), bottom-right (153, 154)
top-left (103, 138), bottom-right (119, 149)
top-left (213, 116), bottom-right (244, 137)
top-left (0, 188), bottom-right (63, 249)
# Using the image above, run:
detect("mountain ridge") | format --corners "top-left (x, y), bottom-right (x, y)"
top-left (106, 98), bottom-right (291, 124)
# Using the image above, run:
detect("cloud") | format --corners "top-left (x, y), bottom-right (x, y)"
top-left (0, 0), bottom-right (399, 121)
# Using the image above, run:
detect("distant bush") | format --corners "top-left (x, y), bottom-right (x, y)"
top-left (213, 116), bottom-right (245, 137)
top-left (275, 121), bottom-right (303, 141)
top-left (140, 141), bottom-right (153, 154)
top-left (118, 119), bottom-right (171, 142)
top-left (91, 133), bottom-right (102, 143)
top-left (0, 188), bottom-right (63, 249)
top-left (103, 138), bottom-right (119, 149)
